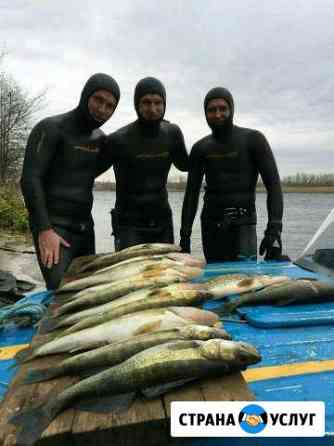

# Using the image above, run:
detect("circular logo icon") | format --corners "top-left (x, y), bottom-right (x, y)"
top-left (239, 404), bottom-right (268, 434)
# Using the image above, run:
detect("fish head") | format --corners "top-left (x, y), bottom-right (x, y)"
top-left (199, 339), bottom-right (261, 366)
top-left (178, 325), bottom-right (232, 340)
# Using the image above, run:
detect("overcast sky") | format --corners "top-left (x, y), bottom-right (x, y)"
top-left (1, 0), bottom-right (334, 180)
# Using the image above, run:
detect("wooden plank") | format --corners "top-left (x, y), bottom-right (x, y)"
top-left (200, 373), bottom-right (255, 401)
top-left (72, 397), bottom-right (166, 446)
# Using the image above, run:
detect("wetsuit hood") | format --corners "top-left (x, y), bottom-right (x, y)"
top-left (76, 73), bottom-right (120, 131)
top-left (204, 87), bottom-right (234, 139)
top-left (134, 77), bottom-right (166, 133)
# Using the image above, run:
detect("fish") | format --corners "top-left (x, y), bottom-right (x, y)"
top-left (66, 243), bottom-right (182, 276)
top-left (11, 338), bottom-right (261, 446)
top-left (208, 274), bottom-right (290, 300)
top-left (15, 306), bottom-right (221, 362)
top-left (222, 278), bottom-right (334, 313)
top-left (94, 252), bottom-right (205, 276)
top-left (61, 283), bottom-right (213, 335)
top-left (56, 257), bottom-right (184, 293)
top-left (60, 252), bottom-right (206, 285)
top-left (44, 283), bottom-right (211, 332)
top-left (23, 325), bottom-right (232, 383)
top-left (55, 268), bottom-right (200, 316)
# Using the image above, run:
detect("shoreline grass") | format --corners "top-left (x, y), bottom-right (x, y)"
top-left (0, 185), bottom-right (29, 233)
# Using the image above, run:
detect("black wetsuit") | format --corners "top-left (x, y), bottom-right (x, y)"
top-left (181, 87), bottom-right (283, 262)
top-left (105, 78), bottom-right (189, 250)
top-left (107, 119), bottom-right (188, 250)
top-left (20, 73), bottom-right (120, 289)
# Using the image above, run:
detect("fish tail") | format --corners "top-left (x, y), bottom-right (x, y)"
top-left (23, 366), bottom-right (61, 384)
top-left (221, 300), bottom-right (240, 314)
top-left (62, 320), bottom-right (87, 335)
top-left (38, 317), bottom-right (59, 333)
top-left (10, 402), bottom-right (55, 446)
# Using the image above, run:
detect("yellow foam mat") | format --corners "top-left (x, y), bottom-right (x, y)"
top-left (243, 359), bottom-right (334, 382)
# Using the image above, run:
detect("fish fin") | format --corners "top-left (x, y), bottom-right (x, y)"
top-left (238, 278), bottom-right (256, 287)
top-left (217, 301), bottom-right (240, 315)
top-left (13, 346), bottom-right (35, 364)
top-left (141, 378), bottom-right (197, 398)
top-left (22, 367), bottom-right (59, 384)
top-left (166, 340), bottom-right (200, 351)
top-left (77, 366), bottom-right (107, 378)
top-left (133, 320), bottom-right (162, 336)
top-left (10, 403), bottom-right (53, 446)
top-left (72, 392), bottom-right (136, 414)
top-left (69, 347), bottom-right (87, 354)
top-left (275, 298), bottom-right (296, 306)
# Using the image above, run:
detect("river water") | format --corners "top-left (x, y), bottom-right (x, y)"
top-left (92, 191), bottom-right (333, 261)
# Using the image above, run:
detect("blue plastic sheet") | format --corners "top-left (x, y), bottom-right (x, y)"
top-left (0, 290), bottom-right (52, 400)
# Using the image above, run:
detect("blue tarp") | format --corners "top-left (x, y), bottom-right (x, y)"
top-left (0, 290), bottom-right (52, 400)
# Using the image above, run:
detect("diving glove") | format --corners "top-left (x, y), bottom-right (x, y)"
top-left (259, 223), bottom-right (282, 260)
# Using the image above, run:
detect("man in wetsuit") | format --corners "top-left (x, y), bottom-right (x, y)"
top-left (180, 86), bottom-right (283, 262)
top-left (105, 77), bottom-right (189, 250)
top-left (20, 73), bottom-right (120, 289)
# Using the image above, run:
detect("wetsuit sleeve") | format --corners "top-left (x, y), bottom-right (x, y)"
top-left (251, 131), bottom-right (283, 230)
top-left (95, 134), bottom-right (114, 177)
top-left (169, 124), bottom-right (189, 172)
top-left (20, 121), bottom-right (60, 232)
top-left (180, 144), bottom-right (205, 236)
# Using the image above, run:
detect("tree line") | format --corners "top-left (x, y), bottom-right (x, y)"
top-left (0, 51), bottom-right (45, 184)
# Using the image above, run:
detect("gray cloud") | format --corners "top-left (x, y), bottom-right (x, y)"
top-left (1, 0), bottom-right (334, 178)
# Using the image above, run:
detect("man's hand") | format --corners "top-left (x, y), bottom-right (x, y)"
top-left (180, 235), bottom-right (191, 254)
top-left (38, 229), bottom-right (71, 268)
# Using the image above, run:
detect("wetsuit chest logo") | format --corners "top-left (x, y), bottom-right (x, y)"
top-left (73, 144), bottom-right (100, 153)
top-left (136, 152), bottom-right (169, 159)
top-left (207, 151), bottom-right (238, 159)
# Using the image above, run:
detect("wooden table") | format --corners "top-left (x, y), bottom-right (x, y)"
top-left (0, 335), bottom-right (255, 446)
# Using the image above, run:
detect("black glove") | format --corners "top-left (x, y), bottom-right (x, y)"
top-left (180, 230), bottom-right (191, 254)
top-left (259, 223), bottom-right (282, 260)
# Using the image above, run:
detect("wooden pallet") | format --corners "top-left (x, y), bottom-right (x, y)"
top-left (0, 334), bottom-right (255, 446)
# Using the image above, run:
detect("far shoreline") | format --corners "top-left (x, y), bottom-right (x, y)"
top-left (94, 183), bottom-right (334, 193)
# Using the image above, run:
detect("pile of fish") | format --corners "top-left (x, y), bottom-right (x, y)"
top-left (11, 243), bottom-right (272, 445)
